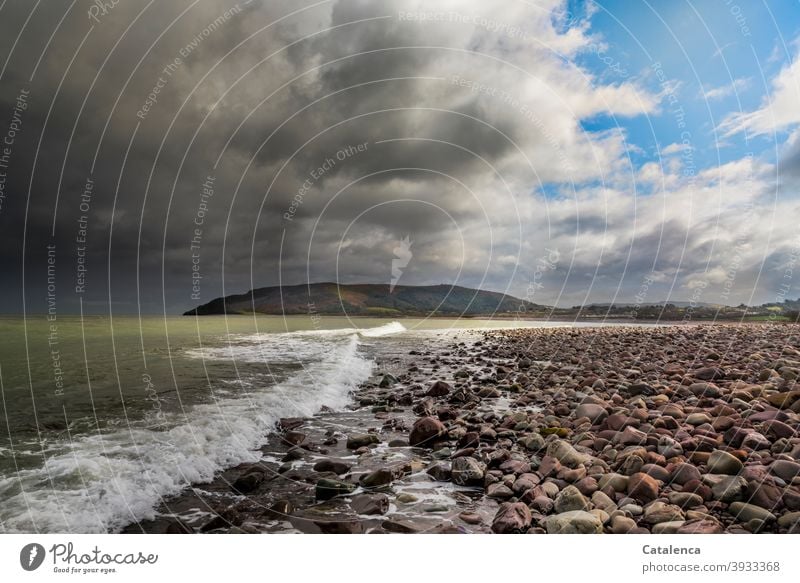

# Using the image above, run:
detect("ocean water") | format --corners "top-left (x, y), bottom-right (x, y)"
top-left (0, 314), bottom-right (620, 533)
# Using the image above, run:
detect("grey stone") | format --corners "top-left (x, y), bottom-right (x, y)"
top-left (554, 485), bottom-right (590, 513)
top-left (350, 493), bottom-right (390, 515)
top-left (451, 456), bottom-right (486, 486)
top-left (346, 433), bottom-right (380, 449)
top-left (710, 475), bottom-right (748, 502)
top-left (728, 502), bottom-right (776, 523)
top-left (545, 510), bottom-right (603, 534)
top-left (547, 440), bottom-right (589, 468)
top-left (707, 450), bottom-right (743, 475)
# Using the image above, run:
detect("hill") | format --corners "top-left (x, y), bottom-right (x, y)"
top-left (184, 282), bottom-right (544, 316)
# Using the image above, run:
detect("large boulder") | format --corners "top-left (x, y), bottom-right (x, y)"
top-left (451, 456), bottom-right (486, 486)
top-left (426, 380), bottom-right (452, 397)
top-left (409, 416), bottom-right (447, 447)
top-left (491, 502), bottom-right (532, 534)
top-left (426, 462), bottom-right (452, 481)
top-left (707, 450), bottom-right (743, 475)
top-left (628, 472), bottom-right (659, 502)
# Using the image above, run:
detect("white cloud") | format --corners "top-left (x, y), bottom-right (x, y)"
top-left (661, 142), bottom-right (684, 155)
top-left (521, 153), bottom-right (790, 306)
top-left (276, 2), bottom-right (797, 306)
top-left (701, 77), bottom-right (750, 101)
top-left (720, 54), bottom-right (800, 136)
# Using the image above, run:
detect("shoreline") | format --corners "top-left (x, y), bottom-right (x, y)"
top-left (127, 323), bottom-right (800, 534)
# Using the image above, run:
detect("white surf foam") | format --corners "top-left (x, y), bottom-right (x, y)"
top-left (0, 335), bottom-right (373, 533)
top-left (186, 322), bottom-right (406, 364)
top-left (185, 332), bottom-right (343, 363)
top-left (285, 321), bottom-right (407, 338)
top-left (358, 321), bottom-right (407, 337)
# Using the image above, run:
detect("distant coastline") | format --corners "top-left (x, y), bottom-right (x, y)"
top-left (183, 282), bottom-right (800, 322)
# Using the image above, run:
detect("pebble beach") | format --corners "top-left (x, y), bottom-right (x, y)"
top-left (130, 323), bottom-right (800, 534)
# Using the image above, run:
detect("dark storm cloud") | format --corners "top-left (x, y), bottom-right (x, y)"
top-left (1, 0), bottom-right (789, 314)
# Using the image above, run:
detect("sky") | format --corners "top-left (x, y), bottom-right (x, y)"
top-left (0, 0), bottom-right (799, 313)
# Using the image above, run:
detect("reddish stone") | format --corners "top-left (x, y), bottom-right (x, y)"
top-left (710, 403), bottom-right (737, 417)
top-left (670, 463), bottom-right (701, 486)
top-left (783, 487), bottom-right (800, 511)
top-left (499, 459), bottom-right (531, 475)
top-left (436, 407), bottom-right (458, 421)
top-left (742, 432), bottom-right (771, 450)
top-left (538, 455), bottom-right (562, 478)
top-left (575, 476), bottom-right (599, 496)
top-left (746, 479), bottom-right (783, 511)
top-left (681, 479), bottom-right (712, 501)
top-left (491, 502), bottom-right (532, 534)
top-left (689, 451), bottom-right (711, 464)
top-left (762, 420), bottom-right (796, 439)
top-left (457, 431), bottom-right (479, 448)
top-left (614, 426), bottom-right (648, 446)
top-left (645, 452), bottom-right (667, 466)
top-left (741, 464), bottom-right (771, 482)
top-left (518, 488), bottom-right (538, 505)
top-left (512, 475), bottom-right (539, 495)
top-left (558, 466), bottom-right (586, 482)
top-left (654, 416), bottom-right (680, 430)
top-left (426, 380), bottom-right (452, 397)
top-left (749, 409), bottom-right (789, 423)
top-left (605, 414), bottom-right (639, 431)
top-left (724, 427), bottom-right (753, 448)
top-left (711, 416), bottom-right (735, 432)
top-left (409, 416), bottom-right (446, 448)
top-left (641, 463), bottom-right (670, 482)
top-left (628, 472), bottom-right (660, 503)
top-left (692, 436), bottom-right (719, 452)
top-left (693, 367), bottom-right (725, 381)
top-left (592, 437), bottom-right (611, 451)
top-left (676, 519), bottom-right (723, 534)
top-left (531, 495), bottom-right (554, 514)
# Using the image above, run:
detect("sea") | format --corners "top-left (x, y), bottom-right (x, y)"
top-left (0, 314), bottom-right (633, 533)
